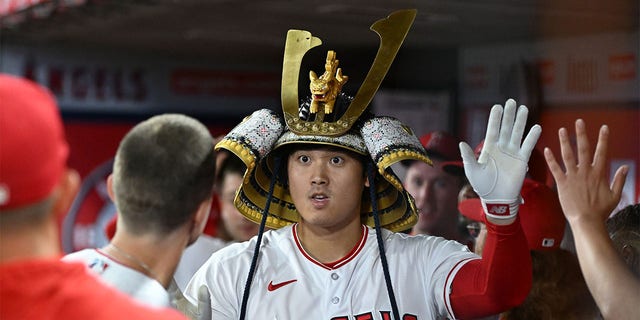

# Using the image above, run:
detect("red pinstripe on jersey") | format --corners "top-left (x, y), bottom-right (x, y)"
top-left (293, 224), bottom-right (367, 270)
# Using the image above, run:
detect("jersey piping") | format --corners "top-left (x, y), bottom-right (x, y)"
top-left (293, 223), bottom-right (367, 270)
top-left (443, 256), bottom-right (478, 319)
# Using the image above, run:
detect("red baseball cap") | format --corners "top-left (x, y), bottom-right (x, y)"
top-left (441, 141), bottom-right (483, 175)
top-left (458, 179), bottom-right (566, 251)
top-left (419, 131), bottom-right (462, 161)
top-left (527, 146), bottom-right (550, 185)
top-left (417, 131), bottom-right (465, 175)
top-left (0, 74), bottom-right (69, 210)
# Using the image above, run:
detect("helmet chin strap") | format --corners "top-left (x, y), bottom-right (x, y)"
top-left (239, 157), bottom-right (401, 320)
top-left (367, 161), bottom-right (401, 320)
top-left (239, 154), bottom-right (282, 320)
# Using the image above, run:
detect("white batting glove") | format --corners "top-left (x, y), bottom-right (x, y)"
top-left (171, 281), bottom-right (212, 320)
top-left (459, 99), bottom-right (541, 220)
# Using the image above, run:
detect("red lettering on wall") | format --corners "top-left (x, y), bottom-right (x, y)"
top-left (131, 69), bottom-right (147, 101)
top-left (464, 65), bottom-right (489, 90)
top-left (23, 59), bottom-right (36, 81)
top-left (113, 69), bottom-right (124, 100)
top-left (170, 69), bottom-right (279, 97)
top-left (94, 68), bottom-right (107, 100)
top-left (537, 59), bottom-right (555, 85)
top-left (47, 67), bottom-right (64, 96)
top-left (21, 60), bottom-right (149, 104)
top-left (609, 53), bottom-right (637, 81)
top-left (567, 57), bottom-right (597, 93)
top-left (72, 67), bottom-right (90, 99)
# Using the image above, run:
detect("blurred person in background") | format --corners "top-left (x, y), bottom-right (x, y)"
top-left (63, 113), bottom-right (216, 310)
top-left (175, 154), bottom-right (259, 291)
top-left (403, 131), bottom-right (473, 247)
top-left (212, 152), bottom-right (259, 243)
top-left (0, 73), bottom-right (188, 320)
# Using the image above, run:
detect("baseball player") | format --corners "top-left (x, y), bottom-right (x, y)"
top-left (404, 131), bottom-right (473, 246)
top-left (174, 154), bottom-right (257, 291)
top-left (184, 9), bottom-right (538, 320)
top-left (459, 178), bottom-right (601, 319)
top-left (0, 73), bottom-right (188, 320)
top-left (63, 114), bottom-right (216, 313)
top-left (544, 119), bottom-right (638, 319)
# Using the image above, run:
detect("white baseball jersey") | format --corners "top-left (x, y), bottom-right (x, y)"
top-left (63, 249), bottom-right (171, 308)
top-left (174, 234), bottom-right (228, 291)
top-left (185, 224), bottom-right (478, 319)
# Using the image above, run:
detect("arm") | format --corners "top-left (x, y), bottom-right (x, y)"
top-left (544, 119), bottom-right (638, 319)
top-left (450, 218), bottom-right (532, 319)
top-left (449, 99), bottom-right (540, 319)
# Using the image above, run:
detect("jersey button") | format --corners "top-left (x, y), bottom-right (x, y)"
top-left (331, 297), bottom-right (340, 304)
top-left (331, 273), bottom-right (339, 280)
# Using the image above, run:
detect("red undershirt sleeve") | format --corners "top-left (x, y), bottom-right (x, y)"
top-left (449, 216), bottom-right (532, 320)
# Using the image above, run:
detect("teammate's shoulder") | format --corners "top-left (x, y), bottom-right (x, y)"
top-left (383, 229), bottom-right (472, 252)
top-left (196, 234), bottom-right (228, 248)
top-left (83, 276), bottom-right (187, 319)
top-left (209, 227), bottom-right (289, 261)
top-left (61, 248), bottom-right (100, 261)
top-left (368, 226), bottom-right (408, 242)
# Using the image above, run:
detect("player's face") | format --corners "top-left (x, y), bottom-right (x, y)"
top-left (220, 172), bottom-right (260, 241)
top-left (404, 160), bottom-right (463, 236)
top-left (458, 183), bottom-right (478, 203)
top-left (287, 148), bottom-right (368, 231)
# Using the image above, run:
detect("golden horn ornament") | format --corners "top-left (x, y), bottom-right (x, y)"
top-left (282, 9), bottom-right (417, 137)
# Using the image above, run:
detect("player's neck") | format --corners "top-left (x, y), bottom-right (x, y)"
top-left (0, 218), bottom-right (60, 263)
top-left (107, 230), bottom-right (188, 288)
top-left (295, 219), bottom-right (364, 264)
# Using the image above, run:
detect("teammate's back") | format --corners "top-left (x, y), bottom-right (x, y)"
top-left (0, 73), bottom-right (186, 320)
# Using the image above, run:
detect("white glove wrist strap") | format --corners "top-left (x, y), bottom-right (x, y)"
top-left (481, 197), bottom-right (521, 220)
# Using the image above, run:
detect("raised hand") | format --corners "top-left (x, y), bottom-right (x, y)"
top-left (460, 99), bottom-right (542, 222)
top-left (543, 119), bottom-right (628, 225)
top-left (543, 119), bottom-right (637, 320)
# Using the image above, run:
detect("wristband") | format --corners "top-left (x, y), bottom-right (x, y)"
top-left (481, 196), bottom-right (522, 220)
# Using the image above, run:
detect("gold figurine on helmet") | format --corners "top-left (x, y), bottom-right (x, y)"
top-left (309, 50), bottom-right (348, 117)
top-left (216, 9), bottom-right (430, 232)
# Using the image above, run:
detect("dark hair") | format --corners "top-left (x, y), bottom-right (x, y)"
top-left (215, 155), bottom-right (247, 190)
top-left (112, 114), bottom-right (216, 234)
top-left (607, 203), bottom-right (640, 278)
top-left (501, 249), bottom-right (599, 319)
top-left (607, 203), bottom-right (640, 235)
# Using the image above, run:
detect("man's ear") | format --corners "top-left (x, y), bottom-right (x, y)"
top-left (364, 175), bottom-right (370, 188)
top-left (106, 174), bottom-right (116, 202)
top-left (194, 197), bottom-right (212, 232)
top-left (52, 168), bottom-right (80, 219)
top-left (621, 244), bottom-right (638, 269)
top-left (188, 196), bottom-right (213, 246)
